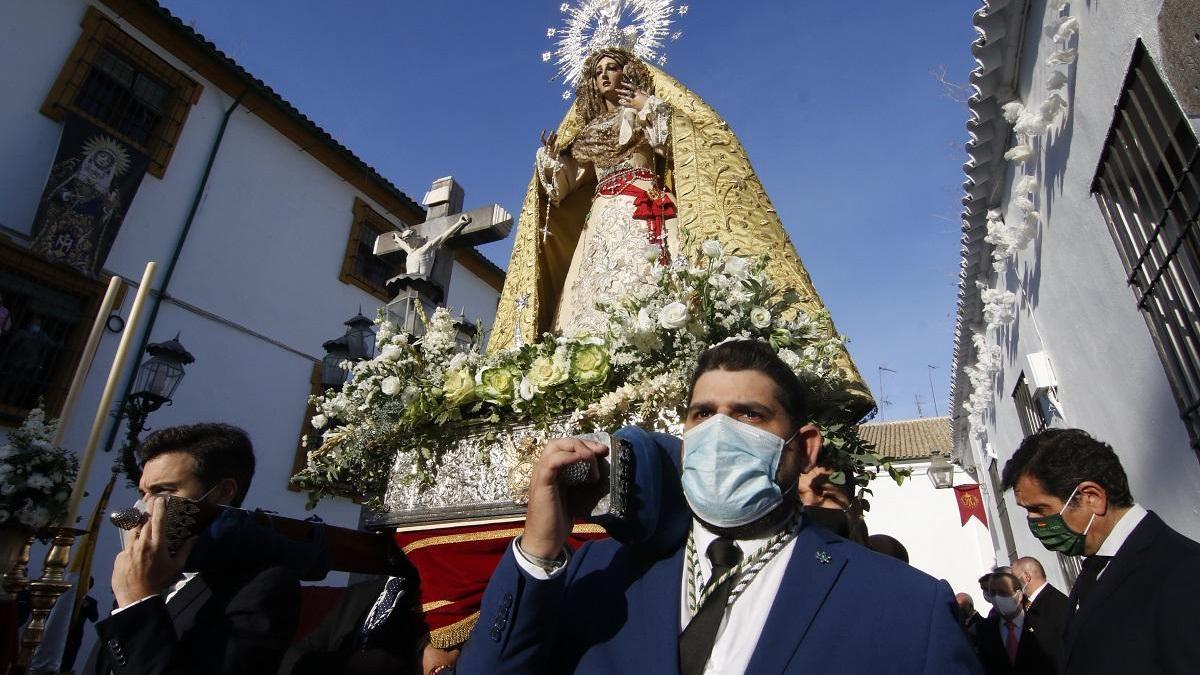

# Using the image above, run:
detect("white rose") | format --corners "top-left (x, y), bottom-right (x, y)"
top-left (380, 376), bottom-right (402, 396)
top-left (701, 240), bottom-right (723, 258)
top-left (379, 344), bottom-right (403, 362)
top-left (724, 256), bottom-right (749, 276)
top-left (658, 302), bottom-right (690, 330)
top-left (750, 307), bottom-right (772, 329)
top-left (310, 414), bottom-right (327, 430)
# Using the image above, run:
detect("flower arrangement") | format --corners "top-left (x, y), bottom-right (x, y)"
top-left (293, 242), bottom-right (904, 510)
top-left (0, 407), bottom-right (79, 532)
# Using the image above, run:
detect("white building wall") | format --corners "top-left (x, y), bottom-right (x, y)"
top-left (1, 0), bottom-right (504, 660)
top-left (959, 0), bottom-right (1200, 591)
top-left (864, 462), bottom-right (997, 613)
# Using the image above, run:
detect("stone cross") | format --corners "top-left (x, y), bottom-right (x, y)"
top-left (373, 175), bottom-right (512, 303)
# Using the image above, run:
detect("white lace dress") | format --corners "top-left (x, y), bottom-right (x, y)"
top-left (535, 96), bottom-right (676, 336)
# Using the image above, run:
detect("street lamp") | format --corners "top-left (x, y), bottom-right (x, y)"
top-left (928, 451), bottom-right (955, 489)
top-left (321, 335), bottom-right (351, 389)
top-left (453, 309), bottom-right (477, 352)
top-left (343, 309), bottom-right (376, 360)
top-left (120, 333), bottom-right (194, 480)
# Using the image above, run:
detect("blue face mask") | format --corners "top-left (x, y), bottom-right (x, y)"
top-left (681, 414), bottom-right (795, 528)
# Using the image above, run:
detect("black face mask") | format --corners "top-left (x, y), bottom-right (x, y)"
top-left (804, 505), bottom-right (852, 538)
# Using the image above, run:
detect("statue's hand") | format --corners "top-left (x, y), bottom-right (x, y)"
top-left (617, 84), bottom-right (647, 112)
top-left (539, 129), bottom-right (558, 154)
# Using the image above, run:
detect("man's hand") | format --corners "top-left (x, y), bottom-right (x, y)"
top-left (520, 437), bottom-right (609, 560)
top-left (112, 496), bottom-right (195, 608)
top-left (422, 644), bottom-right (460, 674)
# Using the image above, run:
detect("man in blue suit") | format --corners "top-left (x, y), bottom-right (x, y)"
top-left (458, 340), bottom-right (980, 674)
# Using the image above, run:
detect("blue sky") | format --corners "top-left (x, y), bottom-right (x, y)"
top-left (160, 0), bottom-right (978, 422)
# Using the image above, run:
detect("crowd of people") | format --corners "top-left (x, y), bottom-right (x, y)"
top-left (72, 341), bottom-right (1199, 674)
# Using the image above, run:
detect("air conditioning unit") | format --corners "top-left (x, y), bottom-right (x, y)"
top-left (1026, 351), bottom-right (1058, 393)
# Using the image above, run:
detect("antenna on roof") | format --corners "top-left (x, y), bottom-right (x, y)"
top-left (878, 365), bottom-right (896, 421)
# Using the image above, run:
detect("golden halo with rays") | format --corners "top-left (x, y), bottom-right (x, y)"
top-left (80, 134), bottom-right (132, 176)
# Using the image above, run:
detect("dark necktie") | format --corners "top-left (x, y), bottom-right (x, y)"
top-left (361, 576), bottom-right (405, 637)
top-left (1071, 555), bottom-right (1112, 612)
top-left (679, 538), bottom-right (743, 675)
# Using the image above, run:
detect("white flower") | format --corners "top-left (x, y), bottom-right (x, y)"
top-left (378, 344), bottom-right (403, 362)
top-left (708, 274), bottom-right (730, 290)
top-left (1039, 93), bottom-right (1068, 123)
top-left (541, 51), bottom-right (552, 62)
top-left (1000, 101), bottom-right (1025, 124)
top-left (1045, 49), bottom-right (1077, 66)
top-left (723, 256), bottom-right (749, 276)
top-left (1013, 111), bottom-right (1048, 137)
top-left (518, 377), bottom-right (536, 401)
top-left (380, 376), bottom-right (402, 396)
top-left (1045, 70), bottom-right (1069, 91)
top-left (1013, 195), bottom-right (1036, 214)
top-left (1004, 143), bottom-right (1034, 164)
top-left (1015, 175), bottom-right (1040, 196)
top-left (701, 240), bottom-right (723, 258)
top-left (658, 302), bottom-right (690, 330)
top-left (749, 307), bottom-right (772, 329)
top-left (776, 348), bottom-right (801, 369)
top-left (643, 245), bottom-right (663, 262)
top-left (635, 308), bottom-right (657, 334)
top-left (1052, 16), bottom-right (1079, 43)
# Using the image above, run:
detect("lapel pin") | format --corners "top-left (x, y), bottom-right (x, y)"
top-left (816, 551), bottom-right (832, 565)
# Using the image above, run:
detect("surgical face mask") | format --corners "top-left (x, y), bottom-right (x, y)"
top-left (1027, 484), bottom-right (1095, 556)
top-left (681, 414), bottom-right (795, 528)
top-left (991, 592), bottom-right (1023, 616)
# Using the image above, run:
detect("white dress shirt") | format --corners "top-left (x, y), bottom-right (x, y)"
top-left (110, 572), bottom-right (199, 615)
top-left (1092, 503), bottom-right (1147, 579)
top-left (997, 608), bottom-right (1025, 646)
top-left (513, 518), bottom-right (797, 675)
top-left (1024, 581), bottom-right (1046, 606)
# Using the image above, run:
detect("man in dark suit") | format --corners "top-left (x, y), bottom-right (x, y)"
top-left (457, 340), bottom-right (980, 674)
top-left (278, 569), bottom-right (424, 674)
top-left (1011, 556), bottom-right (1068, 668)
top-left (86, 423), bottom-right (300, 675)
top-left (1002, 428), bottom-right (1200, 674)
top-left (976, 572), bottom-right (1056, 675)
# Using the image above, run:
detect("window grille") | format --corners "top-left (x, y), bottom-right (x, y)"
top-left (1012, 374), bottom-right (1049, 438)
top-left (1092, 41), bottom-right (1200, 451)
top-left (340, 198), bottom-right (406, 301)
top-left (41, 6), bottom-right (200, 178)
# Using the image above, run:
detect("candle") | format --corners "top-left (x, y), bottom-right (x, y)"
top-left (64, 261), bottom-right (157, 526)
top-left (52, 275), bottom-right (123, 449)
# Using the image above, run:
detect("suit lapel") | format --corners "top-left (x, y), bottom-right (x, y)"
top-left (638, 545), bottom-right (685, 672)
top-left (167, 573), bottom-right (213, 634)
top-left (1064, 513), bottom-right (1162, 666)
top-left (744, 522), bottom-right (846, 675)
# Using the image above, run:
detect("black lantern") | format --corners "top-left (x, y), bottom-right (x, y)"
top-left (120, 333), bottom-right (195, 481)
top-left (453, 309), bottom-right (478, 352)
top-left (927, 451), bottom-right (956, 489)
top-left (343, 309), bottom-right (376, 360)
top-left (385, 290), bottom-right (436, 339)
top-left (321, 335), bottom-right (351, 388)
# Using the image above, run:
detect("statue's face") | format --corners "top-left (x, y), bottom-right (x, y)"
top-left (592, 56), bottom-right (623, 100)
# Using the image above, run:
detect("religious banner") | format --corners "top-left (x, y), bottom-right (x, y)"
top-left (29, 114), bottom-right (150, 278)
top-left (954, 484), bottom-right (988, 527)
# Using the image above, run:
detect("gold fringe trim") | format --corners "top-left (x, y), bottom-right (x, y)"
top-left (429, 612), bottom-right (479, 650)
top-left (421, 599), bottom-right (453, 612)
top-left (402, 522), bottom-right (607, 555)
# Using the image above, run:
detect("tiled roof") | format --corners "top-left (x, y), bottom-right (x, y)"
top-left (949, 0), bottom-right (1031, 453)
top-left (858, 416), bottom-right (952, 461)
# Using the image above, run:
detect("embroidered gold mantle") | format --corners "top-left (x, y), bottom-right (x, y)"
top-left (489, 65), bottom-right (874, 419)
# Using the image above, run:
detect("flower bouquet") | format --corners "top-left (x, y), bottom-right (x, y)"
top-left (0, 407), bottom-right (79, 533)
top-left (293, 242), bottom-right (902, 516)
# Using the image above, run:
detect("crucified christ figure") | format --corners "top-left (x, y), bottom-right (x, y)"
top-left (391, 214), bottom-right (472, 277)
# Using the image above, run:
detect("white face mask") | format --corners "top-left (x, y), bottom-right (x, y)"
top-left (681, 414), bottom-right (796, 528)
top-left (991, 592), bottom-right (1023, 616)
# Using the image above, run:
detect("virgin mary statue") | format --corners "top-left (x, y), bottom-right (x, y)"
top-left (489, 47), bottom-right (872, 415)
